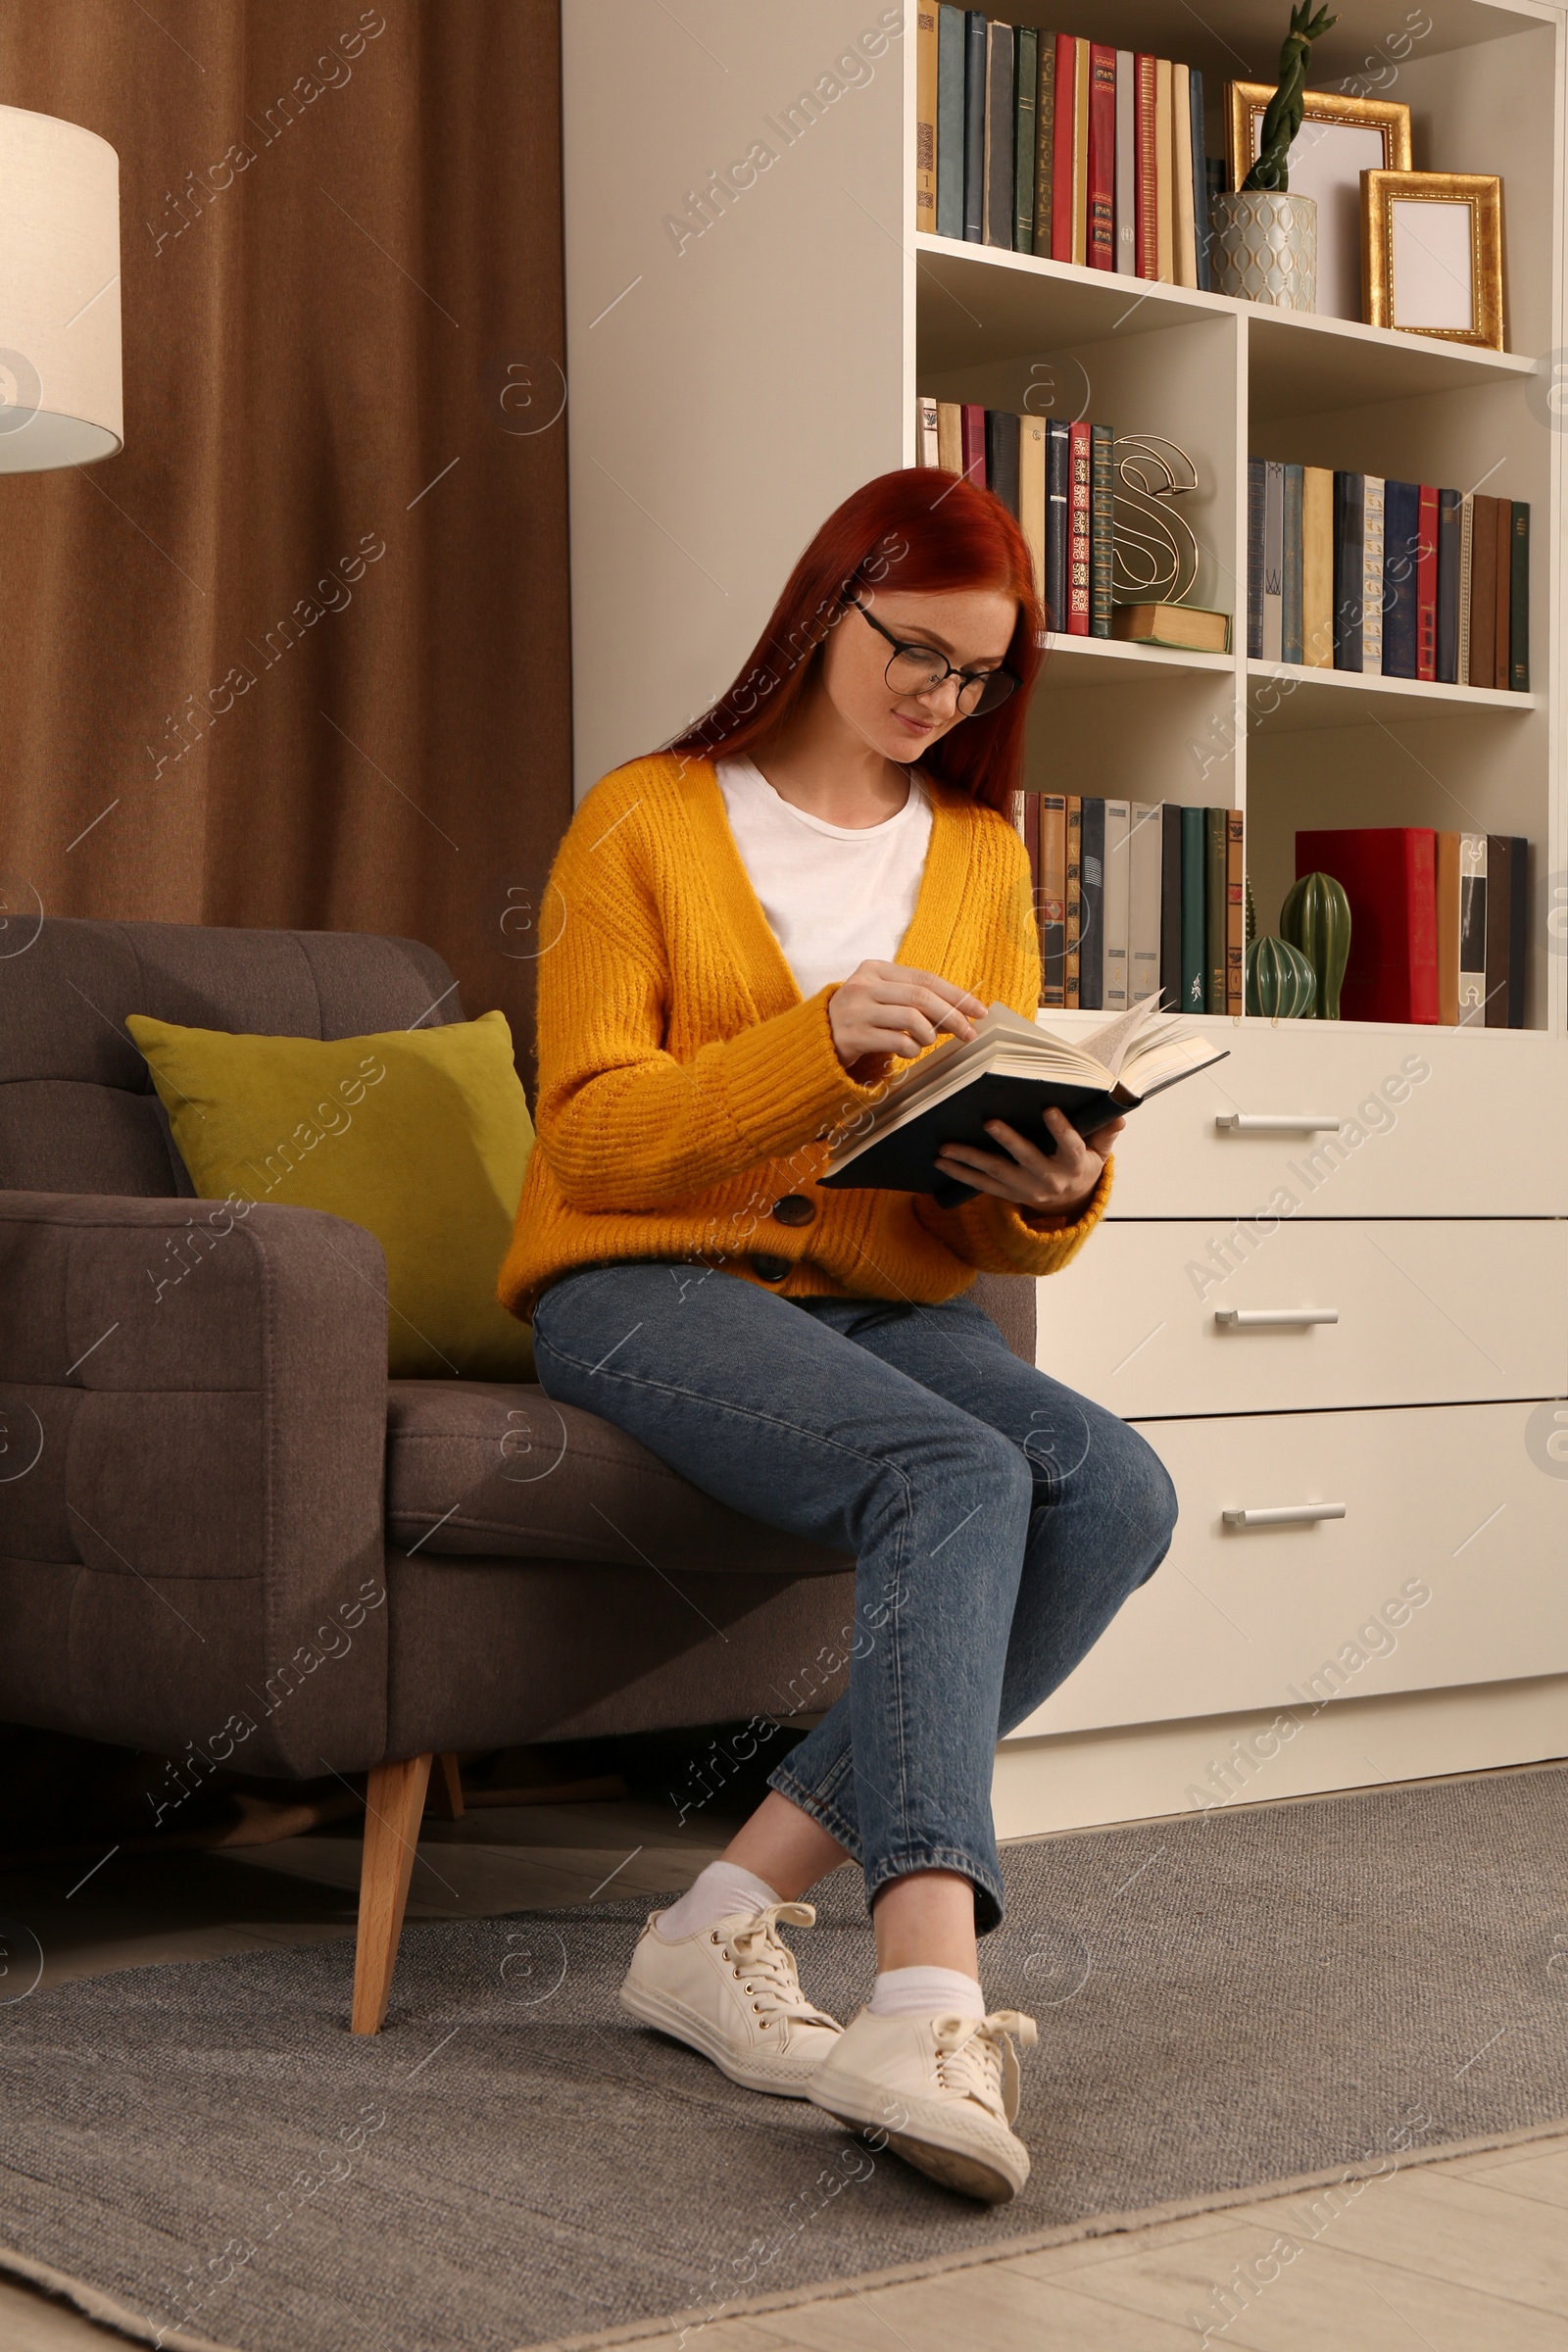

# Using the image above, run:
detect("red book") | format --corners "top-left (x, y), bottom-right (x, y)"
top-left (959, 403), bottom-right (986, 486)
top-left (1296, 828), bottom-right (1440, 1024)
top-left (1087, 44), bottom-right (1116, 270)
top-left (1068, 419), bottom-right (1092, 634)
top-left (1415, 484), bottom-right (1439, 681)
top-left (1134, 54), bottom-right (1157, 278)
top-left (1052, 35), bottom-right (1077, 264)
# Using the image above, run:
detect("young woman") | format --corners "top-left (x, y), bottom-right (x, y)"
top-left (498, 469), bottom-right (1178, 2206)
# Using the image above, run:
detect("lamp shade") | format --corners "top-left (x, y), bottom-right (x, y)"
top-left (0, 105), bottom-right (122, 472)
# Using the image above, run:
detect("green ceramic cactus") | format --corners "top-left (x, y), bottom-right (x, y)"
top-left (1246, 933), bottom-right (1317, 1018)
top-left (1280, 869), bottom-right (1351, 1018)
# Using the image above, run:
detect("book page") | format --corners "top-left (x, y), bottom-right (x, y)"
top-left (1076, 990), bottom-right (1167, 1077)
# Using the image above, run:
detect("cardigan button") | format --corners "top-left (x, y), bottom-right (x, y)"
top-left (770, 1195), bottom-right (815, 1227)
top-left (749, 1253), bottom-right (792, 1283)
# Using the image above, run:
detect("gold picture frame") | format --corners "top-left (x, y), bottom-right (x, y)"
top-left (1362, 170), bottom-right (1505, 350)
top-left (1225, 86), bottom-right (1412, 321)
top-left (1224, 85), bottom-right (1412, 190)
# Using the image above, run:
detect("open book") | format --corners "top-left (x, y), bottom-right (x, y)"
top-left (820, 993), bottom-right (1228, 1202)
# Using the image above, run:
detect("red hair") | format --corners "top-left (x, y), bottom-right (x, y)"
top-left (659, 468), bottom-right (1044, 815)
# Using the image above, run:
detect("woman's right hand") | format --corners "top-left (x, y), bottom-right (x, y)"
top-left (827, 959), bottom-right (988, 1079)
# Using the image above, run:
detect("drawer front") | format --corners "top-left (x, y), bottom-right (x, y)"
top-left (1095, 1022), bottom-right (1568, 1217)
top-left (1038, 1219), bottom-right (1568, 1417)
top-left (1013, 1401), bottom-right (1568, 1739)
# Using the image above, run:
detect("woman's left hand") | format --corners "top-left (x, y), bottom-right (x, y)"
top-left (933, 1106), bottom-right (1123, 1219)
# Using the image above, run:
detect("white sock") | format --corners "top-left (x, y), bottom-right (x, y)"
top-left (868, 1964), bottom-right (986, 2022)
top-left (654, 1860), bottom-right (782, 1942)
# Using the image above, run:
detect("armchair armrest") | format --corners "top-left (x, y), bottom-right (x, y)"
top-left (0, 1192), bottom-right (389, 1780)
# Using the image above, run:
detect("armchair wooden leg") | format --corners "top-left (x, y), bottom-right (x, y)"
top-left (352, 1753), bottom-right (432, 2035)
top-left (427, 1751), bottom-right (465, 1821)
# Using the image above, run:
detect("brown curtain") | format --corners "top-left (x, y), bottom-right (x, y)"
top-left (0, 0), bottom-right (570, 1095)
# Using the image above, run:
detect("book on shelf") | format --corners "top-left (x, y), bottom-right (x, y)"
top-left (1110, 602), bottom-right (1229, 652)
top-left (926, 17), bottom-right (1211, 289)
top-left (1090, 422), bottom-right (1115, 635)
top-left (1262, 461), bottom-right (1284, 662)
top-left (1331, 467), bottom-right (1361, 670)
top-left (1226, 809), bottom-right (1245, 1017)
top-left (1064, 796), bottom-right (1083, 1004)
top-left (1255, 465), bottom-right (1530, 688)
top-left (1114, 49), bottom-right (1136, 276)
top-left (1248, 458), bottom-right (1266, 661)
top-left (916, 9), bottom-right (938, 233)
top-left (1033, 27), bottom-right (1055, 255)
top-left (962, 9), bottom-right (986, 241)
top-left (1362, 475), bottom-right (1384, 676)
top-left (1045, 416), bottom-right (1069, 630)
top-left (1435, 831), bottom-right (1460, 1027)
top-left (1039, 792), bottom-right (1066, 1005)
top-left (1203, 806), bottom-right (1227, 1016)
top-left (1067, 416), bottom-right (1092, 633)
top-left (1180, 803), bottom-right (1205, 1014)
top-left (1158, 804), bottom-right (1182, 1016)
top-left (818, 994), bottom-right (1229, 1202)
top-left (936, 7), bottom-right (965, 240)
top-left (1018, 413), bottom-right (1047, 607)
top-left (1129, 803), bottom-right (1161, 1004)
top-left (1457, 833), bottom-right (1487, 1025)
top-left (1301, 466), bottom-right (1333, 669)
top-left (987, 407), bottom-right (1019, 514)
top-left (1013, 24), bottom-right (1038, 253)
top-left (1078, 793), bottom-right (1104, 1010)
top-left (984, 21), bottom-right (1014, 248)
top-left (1281, 464), bottom-right (1303, 663)
top-left (1102, 798), bottom-right (1131, 1010)
top-left (1297, 827), bottom-right (1440, 1024)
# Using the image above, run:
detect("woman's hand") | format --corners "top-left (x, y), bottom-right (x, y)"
top-left (828, 959), bottom-right (987, 1079)
top-left (934, 1106), bottom-right (1124, 1219)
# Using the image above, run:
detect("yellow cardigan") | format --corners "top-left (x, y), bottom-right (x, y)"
top-left (497, 752), bottom-right (1112, 1322)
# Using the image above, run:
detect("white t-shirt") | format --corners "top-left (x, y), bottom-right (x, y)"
top-left (713, 753), bottom-right (934, 1002)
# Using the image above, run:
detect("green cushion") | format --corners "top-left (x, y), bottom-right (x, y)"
top-left (126, 1009), bottom-right (535, 1381)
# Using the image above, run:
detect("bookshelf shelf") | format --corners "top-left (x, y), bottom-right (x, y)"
top-left (916, 231), bottom-right (1537, 406)
top-left (1246, 661), bottom-right (1542, 733)
top-left (1039, 632), bottom-right (1234, 687)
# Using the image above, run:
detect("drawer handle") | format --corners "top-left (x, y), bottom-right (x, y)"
top-left (1223, 1502), bottom-right (1348, 1528)
top-left (1214, 1112), bottom-right (1342, 1133)
top-left (1214, 1307), bottom-right (1339, 1328)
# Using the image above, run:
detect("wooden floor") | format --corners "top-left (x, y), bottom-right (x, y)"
top-left (2, 1760), bottom-right (1564, 2351)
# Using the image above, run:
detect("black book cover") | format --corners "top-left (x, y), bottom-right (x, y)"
top-left (1159, 804), bottom-right (1182, 1013)
top-left (1436, 488), bottom-right (1461, 683)
top-left (1510, 503), bottom-right (1530, 691)
top-left (1382, 479), bottom-right (1420, 678)
top-left (1045, 419), bottom-right (1069, 633)
top-left (963, 11), bottom-right (987, 242)
top-left (820, 1070), bottom-right (1138, 1201)
top-left (1333, 470), bottom-right (1363, 671)
top-left (1078, 796), bottom-right (1104, 1011)
top-left (986, 409), bottom-right (1020, 515)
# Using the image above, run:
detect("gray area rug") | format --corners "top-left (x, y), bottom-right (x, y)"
top-left (3, 1765), bottom-right (1567, 2352)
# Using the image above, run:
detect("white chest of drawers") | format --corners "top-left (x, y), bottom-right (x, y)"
top-left (1020, 1020), bottom-right (1568, 1765)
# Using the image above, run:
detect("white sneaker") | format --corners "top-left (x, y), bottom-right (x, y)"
top-left (619, 1900), bottom-right (843, 2098)
top-left (808, 2006), bottom-right (1038, 2203)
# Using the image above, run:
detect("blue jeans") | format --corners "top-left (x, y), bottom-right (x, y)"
top-left (529, 1262), bottom-right (1177, 1933)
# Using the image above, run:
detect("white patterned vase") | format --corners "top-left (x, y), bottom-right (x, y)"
top-left (1208, 191), bottom-right (1318, 313)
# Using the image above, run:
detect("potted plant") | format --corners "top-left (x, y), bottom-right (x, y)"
top-left (1210, 4), bottom-right (1338, 313)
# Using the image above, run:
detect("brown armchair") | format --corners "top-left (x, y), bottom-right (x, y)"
top-left (0, 916), bottom-right (1035, 2031)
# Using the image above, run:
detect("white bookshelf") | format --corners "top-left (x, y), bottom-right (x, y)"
top-left (560, 0), bottom-right (1568, 1832)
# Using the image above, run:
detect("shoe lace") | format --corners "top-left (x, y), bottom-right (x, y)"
top-left (717, 1903), bottom-right (839, 2034)
top-left (932, 2010), bottom-right (1039, 2124)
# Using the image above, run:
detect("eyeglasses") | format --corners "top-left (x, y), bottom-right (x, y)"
top-left (849, 599), bottom-right (1018, 716)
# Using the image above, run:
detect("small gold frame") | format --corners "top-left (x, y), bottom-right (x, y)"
top-left (1362, 170), bottom-right (1505, 350)
top-left (1225, 84), bottom-right (1412, 191)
